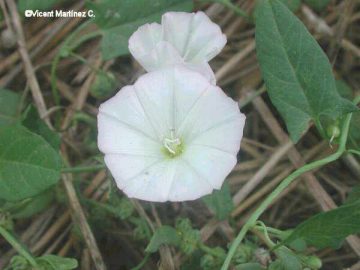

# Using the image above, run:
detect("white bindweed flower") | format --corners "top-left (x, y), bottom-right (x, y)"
top-left (98, 67), bottom-right (245, 202)
top-left (128, 11), bottom-right (227, 84)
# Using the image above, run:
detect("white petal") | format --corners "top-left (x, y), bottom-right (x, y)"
top-left (182, 145), bottom-right (237, 189)
top-left (189, 116), bottom-right (245, 155)
top-left (178, 85), bottom-right (243, 144)
top-left (128, 23), bottom-right (162, 63)
top-left (98, 85), bottom-right (161, 154)
top-left (104, 154), bottom-right (162, 190)
top-left (132, 41), bottom-right (184, 72)
top-left (162, 11), bottom-right (227, 63)
top-left (183, 61), bottom-right (216, 84)
top-left (167, 159), bottom-right (213, 201)
top-left (122, 160), bottom-right (177, 202)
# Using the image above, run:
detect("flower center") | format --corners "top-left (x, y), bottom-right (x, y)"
top-left (162, 130), bottom-right (183, 158)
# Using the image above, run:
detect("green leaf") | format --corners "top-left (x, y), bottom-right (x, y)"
top-left (0, 88), bottom-right (20, 126)
top-left (283, 200), bottom-right (360, 249)
top-left (89, 0), bottom-right (193, 60)
top-left (255, 0), bottom-right (357, 142)
top-left (37, 255), bottom-right (78, 270)
top-left (90, 71), bottom-right (117, 99)
top-left (202, 183), bottom-right (233, 220)
top-left (303, 0), bottom-right (331, 12)
top-left (274, 247), bottom-right (302, 270)
top-left (21, 105), bottom-right (60, 150)
top-left (175, 218), bottom-right (201, 255)
top-left (145, 225), bottom-right (180, 253)
top-left (10, 189), bottom-right (54, 219)
top-left (236, 263), bottom-right (266, 270)
top-left (279, 0), bottom-right (301, 12)
top-left (0, 125), bottom-right (62, 202)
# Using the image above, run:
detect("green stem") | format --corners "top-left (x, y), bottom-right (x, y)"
top-left (221, 111), bottom-right (354, 270)
top-left (0, 226), bottom-right (38, 267)
top-left (61, 164), bottom-right (105, 173)
top-left (199, 243), bottom-right (226, 258)
top-left (348, 149), bottom-right (360, 156)
top-left (130, 253), bottom-right (151, 270)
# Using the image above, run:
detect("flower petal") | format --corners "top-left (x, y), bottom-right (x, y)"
top-left (178, 85), bottom-right (242, 145)
top-left (167, 159), bottom-right (213, 201)
top-left (98, 85), bottom-right (161, 154)
top-left (122, 160), bottom-right (177, 202)
top-left (128, 22), bottom-right (162, 63)
top-left (162, 11), bottom-right (227, 63)
top-left (182, 145), bottom-right (237, 189)
top-left (104, 154), bottom-right (162, 190)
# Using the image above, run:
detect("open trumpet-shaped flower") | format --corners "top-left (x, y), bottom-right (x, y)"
top-left (98, 67), bottom-right (245, 202)
top-left (128, 11), bottom-right (227, 84)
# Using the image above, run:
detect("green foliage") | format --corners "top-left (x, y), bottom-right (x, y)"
top-left (202, 183), bottom-right (233, 220)
top-left (132, 217), bottom-right (152, 240)
top-left (145, 225), bottom-right (180, 252)
top-left (36, 255), bottom-right (78, 270)
top-left (21, 105), bottom-right (60, 150)
top-left (255, 0), bottom-right (357, 142)
top-left (9, 189), bottom-right (54, 219)
top-left (87, 0), bottom-right (193, 59)
top-left (0, 125), bottom-right (62, 202)
top-left (303, 0), bottom-right (331, 12)
top-left (200, 247), bottom-right (226, 270)
top-left (279, 0), bottom-right (301, 12)
top-left (176, 218), bottom-right (201, 255)
top-left (17, 0), bottom-right (61, 14)
top-left (233, 243), bottom-right (255, 264)
top-left (273, 247), bottom-right (302, 270)
top-left (235, 263), bottom-right (265, 270)
top-left (90, 71), bottom-right (117, 99)
top-left (0, 88), bottom-right (20, 127)
top-left (284, 200), bottom-right (360, 249)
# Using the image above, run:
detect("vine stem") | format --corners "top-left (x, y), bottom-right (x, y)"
top-left (0, 226), bottom-right (38, 267)
top-left (221, 107), bottom-right (356, 269)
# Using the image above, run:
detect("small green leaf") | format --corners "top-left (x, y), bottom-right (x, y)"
top-left (255, 0), bottom-right (357, 142)
top-left (0, 88), bottom-right (20, 126)
top-left (0, 125), bottom-right (62, 202)
top-left (90, 71), bottom-right (117, 99)
top-left (283, 200), bottom-right (360, 249)
top-left (10, 189), bottom-right (54, 219)
top-left (236, 263), bottom-right (266, 270)
top-left (274, 247), bottom-right (302, 270)
top-left (89, 0), bottom-right (193, 60)
top-left (202, 183), bottom-right (233, 220)
top-left (175, 218), bottom-right (201, 255)
top-left (145, 225), bottom-right (180, 253)
top-left (303, 0), bottom-right (331, 12)
top-left (37, 255), bottom-right (78, 270)
top-left (279, 0), bottom-right (301, 12)
top-left (21, 105), bottom-right (60, 150)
